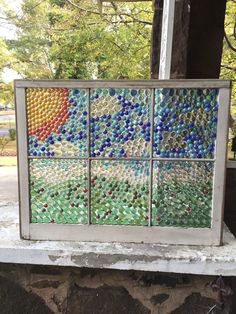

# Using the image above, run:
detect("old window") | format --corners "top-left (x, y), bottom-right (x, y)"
top-left (15, 79), bottom-right (230, 245)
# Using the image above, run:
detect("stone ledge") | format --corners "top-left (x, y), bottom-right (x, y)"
top-left (0, 202), bottom-right (236, 276)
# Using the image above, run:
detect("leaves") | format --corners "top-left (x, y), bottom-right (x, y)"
top-left (0, 0), bottom-right (152, 80)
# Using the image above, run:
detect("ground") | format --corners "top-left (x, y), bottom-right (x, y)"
top-left (0, 166), bottom-right (18, 202)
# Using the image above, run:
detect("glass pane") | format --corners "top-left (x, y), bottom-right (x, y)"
top-left (153, 88), bottom-right (219, 158)
top-left (30, 159), bottom-right (88, 224)
top-left (90, 88), bottom-right (151, 157)
top-left (152, 161), bottom-right (214, 228)
top-left (27, 88), bottom-right (88, 157)
top-left (91, 160), bottom-right (149, 225)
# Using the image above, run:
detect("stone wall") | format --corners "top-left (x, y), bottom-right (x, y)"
top-left (0, 263), bottom-right (234, 314)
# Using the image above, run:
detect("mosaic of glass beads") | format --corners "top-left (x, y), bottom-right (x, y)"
top-left (26, 87), bottom-right (219, 227)
top-left (27, 88), bottom-right (88, 157)
top-left (152, 161), bottom-right (214, 228)
top-left (90, 88), bottom-right (151, 157)
top-left (91, 160), bottom-right (149, 225)
top-left (153, 88), bottom-right (218, 158)
top-left (30, 159), bottom-right (88, 224)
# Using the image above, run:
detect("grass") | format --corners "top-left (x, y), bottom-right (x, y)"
top-left (0, 110), bottom-right (15, 116)
top-left (0, 156), bottom-right (17, 166)
top-left (0, 139), bottom-right (17, 152)
top-left (0, 120), bottom-right (16, 128)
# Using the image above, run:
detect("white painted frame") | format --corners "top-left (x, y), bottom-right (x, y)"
top-left (159, 0), bottom-right (176, 79)
top-left (15, 79), bottom-right (231, 245)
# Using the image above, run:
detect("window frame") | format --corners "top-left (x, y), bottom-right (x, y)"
top-left (15, 79), bottom-right (231, 245)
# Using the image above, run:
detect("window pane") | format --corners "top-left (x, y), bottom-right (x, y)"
top-left (26, 88), bottom-right (88, 157)
top-left (30, 159), bottom-right (88, 224)
top-left (90, 88), bottom-right (151, 157)
top-left (91, 160), bottom-right (149, 225)
top-left (152, 161), bottom-right (214, 228)
top-left (153, 88), bottom-right (219, 158)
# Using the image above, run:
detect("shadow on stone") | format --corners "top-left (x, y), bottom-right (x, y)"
top-left (0, 275), bottom-right (53, 314)
top-left (150, 293), bottom-right (169, 305)
top-left (64, 284), bottom-right (150, 314)
top-left (170, 292), bottom-right (222, 314)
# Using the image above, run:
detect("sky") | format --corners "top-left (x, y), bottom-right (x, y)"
top-left (0, 0), bottom-right (22, 82)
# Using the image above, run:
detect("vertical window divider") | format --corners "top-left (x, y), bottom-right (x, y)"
top-left (148, 88), bottom-right (155, 227)
top-left (87, 88), bottom-right (91, 225)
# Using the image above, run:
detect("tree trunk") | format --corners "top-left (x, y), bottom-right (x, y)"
top-left (186, 0), bottom-right (227, 78)
top-left (150, 0), bottom-right (227, 79)
top-left (150, 0), bottom-right (163, 79)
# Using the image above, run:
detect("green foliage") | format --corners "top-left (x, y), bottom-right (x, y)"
top-left (0, 0), bottom-right (152, 80)
top-left (8, 128), bottom-right (16, 141)
top-left (220, 0), bottom-right (236, 115)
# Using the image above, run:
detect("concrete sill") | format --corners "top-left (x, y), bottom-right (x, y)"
top-left (0, 202), bottom-right (236, 276)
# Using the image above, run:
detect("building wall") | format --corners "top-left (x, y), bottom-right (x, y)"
top-left (0, 263), bottom-right (234, 314)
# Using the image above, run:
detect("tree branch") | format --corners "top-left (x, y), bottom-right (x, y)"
top-left (221, 64), bottom-right (236, 71)
top-left (224, 31), bottom-right (236, 52)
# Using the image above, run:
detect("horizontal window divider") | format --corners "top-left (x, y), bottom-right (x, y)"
top-left (27, 156), bottom-right (215, 162)
top-left (15, 79), bottom-right (231, 89)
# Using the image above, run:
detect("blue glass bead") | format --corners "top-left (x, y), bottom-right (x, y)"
top-left (134, 103), bottom-right (139, 108)
top-left (117, 95), bottom-right (122, 100)
top-left (172, 114), bottom-right (177, 119)
top-left (213, 106), bottom-right (218, 111)
top-left (37, 152), bottom-right (41, 156)
top-left (33, 151), bottom-right (37, 156)
top-left (131, 89), bottom-right (137, 96)
top-left (46, 152), bottom-right (50, 156)
top-left (41, 147), bottom-right (45, 151)
top-left (50, 140), bottom-right (54, 145)
top-left (51, 152), bottom-right (54, 156)
top-left (108, 152), bottom-right (113, 157)
top-left (34, 143), bottom-right (38, 148)
top-left (109, 88), bottom-right (116, 96)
